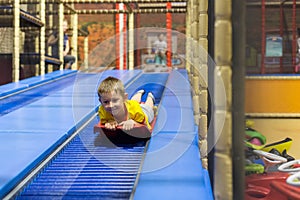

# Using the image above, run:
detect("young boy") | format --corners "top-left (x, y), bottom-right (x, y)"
top-left (97, 76), bottom-right (155, 131)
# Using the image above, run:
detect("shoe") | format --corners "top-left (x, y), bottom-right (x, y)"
top-left (153, 106), bottom-right (158, 115)
top-left (282, 149), bottom-right (295, 161)
top-left (136, 89), bottom-right (145, 95)
top-left (269, 148), bottom-right (281, 157)
top-left (147, 92), bottom-right (155, 104)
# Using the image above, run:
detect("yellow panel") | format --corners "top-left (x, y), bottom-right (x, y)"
top-left (245, 77), bottom-right (300, 113)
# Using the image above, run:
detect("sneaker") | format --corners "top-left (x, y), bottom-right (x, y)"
top-left (147, 92), bottom-right (155, 104)
top-left (269, 148), bottom-right (281, 157)
top-left (136, 89), bottom-right (145, 95)
top-left (153, 106), bottom-right (158, 115)
top-left (282, 149), bottom-right (295, 161)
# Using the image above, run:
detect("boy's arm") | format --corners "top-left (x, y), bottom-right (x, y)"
top-left (99, 106), bottom-right (118, 130)
top-left (119, 119), bottom-right (138, 131)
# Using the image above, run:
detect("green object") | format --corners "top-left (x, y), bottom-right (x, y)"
top-left (245, 164), bottom-right (265, 175)
top-left (245, 129), bottom-right (267, 145)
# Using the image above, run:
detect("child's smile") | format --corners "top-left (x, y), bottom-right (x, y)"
top-left (100, 91), bottom-right (127, 121)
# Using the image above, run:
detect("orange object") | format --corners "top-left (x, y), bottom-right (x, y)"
top-left (166, 2), bottom-right (172, 67)
top-left (245, 78), bottom-right (300, 114)
top-left (94, 117), bottom-right (156, 144)
top-left (269, 181), bottom-right (300, 200)
top-left (245, 172), bottom-right (289, 200)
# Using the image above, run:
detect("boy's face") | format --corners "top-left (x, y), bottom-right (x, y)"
top-left (99, 91), bottom-right (127, 116)
top-left (159, 34), bottom-right (164, 41)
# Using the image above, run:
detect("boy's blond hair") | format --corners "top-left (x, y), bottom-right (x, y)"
top-left (97, 76), bottom-right (125, 97)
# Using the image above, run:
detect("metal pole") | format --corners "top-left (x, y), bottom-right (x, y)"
top-left (166, 2), bottom-right (172, 67)
top-left (292, 0), bottom-right (296, 72)
top-left (232, 0), bottom-right (245, 199)
top-left (115, 3), bottom-right (120, 70)
top-left (123, 5), bottom-right (127, 70)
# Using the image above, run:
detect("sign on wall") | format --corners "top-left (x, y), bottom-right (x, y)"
top-left (265, 35), bottom-right (283, 57)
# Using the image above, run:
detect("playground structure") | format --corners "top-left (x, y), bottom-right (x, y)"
top-left (245, 1), bottom-right (300, 167)
top-left (246, 0), bottom-right (299, 74)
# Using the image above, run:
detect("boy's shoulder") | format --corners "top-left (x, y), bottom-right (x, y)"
top-left (126, 99), bottom-right (140, 106)
top-left (126, 100), bottom-right (142, 110)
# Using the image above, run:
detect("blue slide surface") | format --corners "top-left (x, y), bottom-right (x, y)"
top-left (0, 69), bottom-right (213, 199)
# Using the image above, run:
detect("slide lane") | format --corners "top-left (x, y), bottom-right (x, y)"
top-left (14, 72), bottom-right (169, 199)
top-left (0, 70), bottom-right (142, 199)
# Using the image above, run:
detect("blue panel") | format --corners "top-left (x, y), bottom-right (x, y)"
top-left (0, 82), bottom-right (28, 97)
top-left (134, 133), bottom-right (213, 200)
top-left (18, 75), bottom-right (52, 87)
top-left (134, 69), bottom-right (213, 200)
top-left (0, 75), bottom-right (78, 117)
top-left (126, 73), bottom-right (169, 104)
top-left (160, 93), bottom-right (193, 109)
top-left (0, 107), bottom-right (75, 133)
top-left (18, 70), bottom-right (77, 87)
top-left (0, 70), bottom-right (144, 198)
top-left (119, 70), bottom-right (142, 84)
top-left (165, 70), bottom-right (191, 92)
top-left (152, 70), bottom-right (194, 132)
top-left (0, 69), bottom-right (212, 199)
top-left (0, 70), bottom-right (77, 98)
top-left (0, 131), bottom-right (67, 197)
top-left (15, 117), bottom-right (145, 200)
top-left (153, 107), bottom-right (195, 133)
top-left (44, 69), bottom-right (77, 80)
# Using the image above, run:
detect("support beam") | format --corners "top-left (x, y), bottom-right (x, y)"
top-left (128, 12), bottom-right (134, 70)
top-left (166, 2), bottom-right (172, 67)
top-left (58, 3), bottom-right (64, 70)
top-left (83, 36), bottom-right (89, 69)
top-left (71, 13), bottom-right (78, 70)
top-left (123, 5), bottom-right (127, 70)
top-left (13, 0), bottom-right (20, 82)
top-left (62, 8), bottom-right (186, 15)
top-left (40, 0), bottom-right (46, 75)
top-left (62, 0), bottom-right (187, 3)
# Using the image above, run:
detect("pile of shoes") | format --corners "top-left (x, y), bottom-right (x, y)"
top-left (244, 119), bottom-right (295, 174)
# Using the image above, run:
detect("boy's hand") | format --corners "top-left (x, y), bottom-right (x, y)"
top-left (119, 119), bottom-right (137, 131)
top-left (104, 121), bottom-right (118, 130)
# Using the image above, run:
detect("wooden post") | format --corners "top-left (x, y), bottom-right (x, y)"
top-left (13, 0), bottom-right (20, 82)
top-left (40, 0), bottom-right (46, 75)
top-left (58, 3), bottom-right (64, 70)
top-left (128, 12), bottom-right (134, 70)
top-left (71, 13), bottom-right (78, 70)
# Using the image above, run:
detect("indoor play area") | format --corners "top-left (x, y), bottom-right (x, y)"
top-left (1, 0), bottom-right (300, 200)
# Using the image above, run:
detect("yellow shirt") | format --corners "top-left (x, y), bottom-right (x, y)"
top-left (98, 100), bottom-right (151, 130)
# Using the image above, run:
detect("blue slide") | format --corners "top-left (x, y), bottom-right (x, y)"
top-left (0, 69), bottom-right (213, 199)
